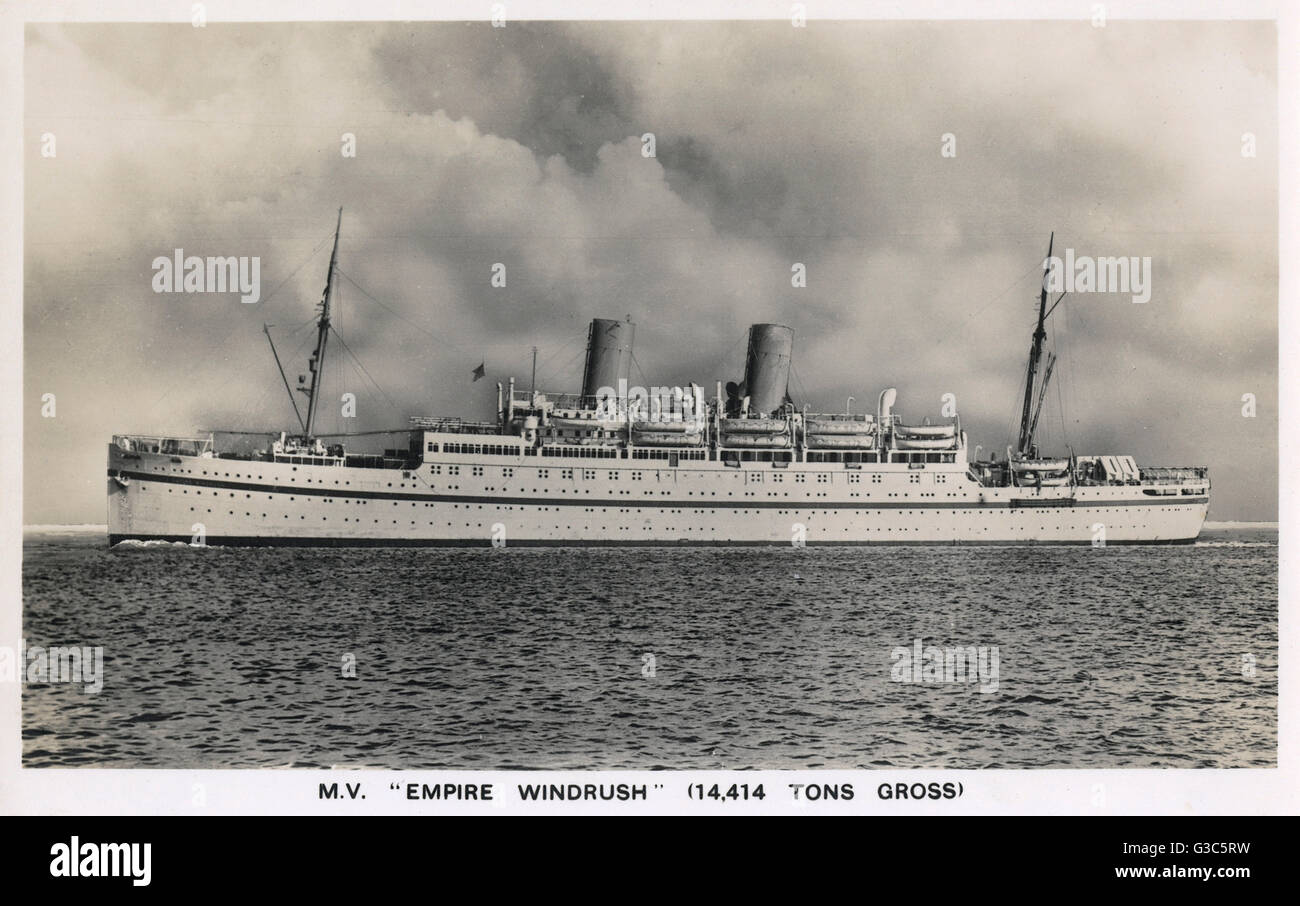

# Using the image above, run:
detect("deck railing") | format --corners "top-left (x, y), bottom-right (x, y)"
top-left (409, 416), bottom-right (500, 435)
top-left (113, 434), bottom-right (213, 456)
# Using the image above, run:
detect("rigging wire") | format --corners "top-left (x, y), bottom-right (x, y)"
top-left (1062, 291), bottom-right (1080, 446)
top-left (789, 359), bottom-right (810, 408)
top-left (246, 322), bottom-right (319, 427)
top-left (148, 228), bottom-right (336, 411)
top-left (334, 271), bottom-right (343, 436)
top-left (723, 328), bottom-right (747, 380)
top-left (336, 266), bottom-right (570, 362)
top-left (1005, 370), bottom-right (1025, 452)
top-left (932, 259), bottom-right (1046, 350)
top-left (1054, 318), bottom-right (1070, 451)
top-left (335, 267), bottom-right (461, 352)
top-left (528, 330), bottom-right (590, 388)
top-left (630, 351), bottom-right (650, 390)
top-left (209, 427), bottom-right (422, 437)
top-left (545, 344), bottom-right (588, 391)
top-left (329, 326), bottom-right (404, 419)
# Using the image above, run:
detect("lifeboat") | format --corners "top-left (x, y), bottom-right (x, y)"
top-left (632, 420), bottom-right (698, 433)
top-left (894, 423), bottom-right (956, 438)
top-left (892, 436), bottom-right (956, 450)
top-left (633, 430), bottom-right (704, 446)
top-left (720, 418), bottom-right (788, 433)
top-left (808, 434), bottom-right (876, 449)
top-left (722, 434), bottom-right (792, 448)
top-left (548, 436), bottom-right (624, 448)
top-left (549, 416), bottom-right (625, 431)
top-left (1018, 470), bottom-right (1071, 487)
top-left (805, 418), bottom-right (875, 436)
top-left (1011, 458), bottom-right (1070, 472)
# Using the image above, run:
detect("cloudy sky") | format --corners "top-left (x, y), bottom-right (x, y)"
top-left (24, 19), bottom-right (1276, 523)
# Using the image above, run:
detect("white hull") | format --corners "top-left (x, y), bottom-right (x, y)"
top-left (108, 443), bottom-right (1209, 546)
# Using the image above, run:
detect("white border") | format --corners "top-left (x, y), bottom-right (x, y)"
top-left (1, 0), bottom-right (1293, 816)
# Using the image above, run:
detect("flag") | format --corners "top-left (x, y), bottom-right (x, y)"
top-left (471, 362), bottom-right (486, 382)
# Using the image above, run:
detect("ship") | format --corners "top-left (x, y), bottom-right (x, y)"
top-left (107, 214), bottom-right (1209, 546)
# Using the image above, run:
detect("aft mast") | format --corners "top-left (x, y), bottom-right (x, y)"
top-left (1017, 233), bottom-right (1053, 458)
top-left (302, 207), bottom-right (342, 438)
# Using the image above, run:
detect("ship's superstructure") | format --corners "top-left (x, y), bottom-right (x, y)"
top-left (107, 217), bottom-right (1209, 546)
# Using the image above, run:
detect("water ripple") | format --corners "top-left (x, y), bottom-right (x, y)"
top-left (21, 525), bottom-right (1277, 769)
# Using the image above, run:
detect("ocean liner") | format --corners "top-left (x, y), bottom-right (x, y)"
top-left (107, 214), bottom-right (1209, 546)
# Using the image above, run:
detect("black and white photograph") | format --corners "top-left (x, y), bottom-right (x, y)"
top-left (2, 0), bottom-right (1293, 830)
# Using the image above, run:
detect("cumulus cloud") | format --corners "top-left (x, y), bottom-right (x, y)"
top-left (24, 20), bottom-right (1275, 522)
